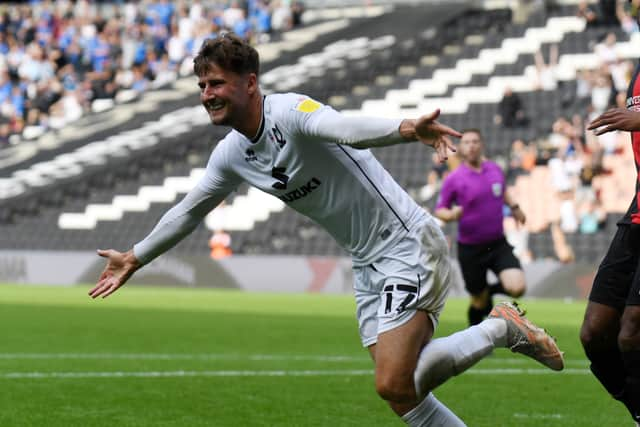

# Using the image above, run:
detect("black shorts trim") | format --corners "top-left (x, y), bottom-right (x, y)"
top-left (589, 224), bottom-right (640, 309)
top-left (457, 237), bottom-right (521, 295)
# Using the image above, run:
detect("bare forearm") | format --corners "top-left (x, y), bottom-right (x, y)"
top-left (434, 207), bottom-right (458, 222)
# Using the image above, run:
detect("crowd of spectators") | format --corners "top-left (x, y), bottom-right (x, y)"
top-left (416, 0), bottom-right (638, 265)
top-left (2, 0), bottom-right (635, 265)
top-left (0, 0), bottom-right (305, 147)
top-left (502, 2), bottom-right (636, 263)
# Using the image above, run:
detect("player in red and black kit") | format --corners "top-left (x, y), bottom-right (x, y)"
top-left (581, 57), bottom-right (640, 425)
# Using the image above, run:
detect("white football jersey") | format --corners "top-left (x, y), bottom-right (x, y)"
top-left (135, 93), bottom-right (429, 266)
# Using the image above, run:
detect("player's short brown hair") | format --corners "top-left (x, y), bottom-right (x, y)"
top-left (193, 33), bottom-right (260, 77)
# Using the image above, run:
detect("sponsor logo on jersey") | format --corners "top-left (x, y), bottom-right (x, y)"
top-left (627, 96), bottom-right (640, 112)
top-left (627, 95), bottom-right (640, 108)
top-left (269, 124), bottom-right (287, 149)
top-left (278, 177), bottom-right (322, 202)
top-left (271, 166), bottom-right (289, 189)
top-left (295, 98), bottom-right (321, 113)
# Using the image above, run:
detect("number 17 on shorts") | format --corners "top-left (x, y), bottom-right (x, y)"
top-left (382, 283), bottom-right (419, 315)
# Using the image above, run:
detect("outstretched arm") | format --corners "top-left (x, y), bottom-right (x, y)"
top-left (302, 105), bottom-right (461, 162)
top-left (89, 186), bottom-right (226, 299)
top-left (588, 108), bottom-right (640, 135)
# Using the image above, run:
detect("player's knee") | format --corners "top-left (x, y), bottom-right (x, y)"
top-left (375, 370), bottom-right (415, 404)
top-left (509, 284), bottom-right (526, 298)
top-left (505, 275), bottom-right (526, 297)
top-left (618, 323), bottom-right (640, 352)
top-left (580, 320), bottom-right (604, 354)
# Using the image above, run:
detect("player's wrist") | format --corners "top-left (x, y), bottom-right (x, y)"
top-left (399, 119), bottom-right (417, 141)
top-left (509, 204), bottom-right (520, 211)
top-left (124, 249), bottom-right (142, 269)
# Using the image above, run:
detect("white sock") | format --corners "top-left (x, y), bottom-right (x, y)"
top-left (414, 319), bottom-right (507, 397)
top-left (477, 318), bottom-right (508, 348)
top-left (402, 393), bottom-right (466, 426)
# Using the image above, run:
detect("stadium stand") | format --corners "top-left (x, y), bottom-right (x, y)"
top-left (1, 1), bottom-right (637, 265)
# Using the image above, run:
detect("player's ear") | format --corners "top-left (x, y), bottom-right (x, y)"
top-left (247, 73), bottom-right (258, 95)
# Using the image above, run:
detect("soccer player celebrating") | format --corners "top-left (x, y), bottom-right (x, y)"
top-left (434, 129), bottom-right (527, 326)
top-left (582, 60), bottom-right (640, 425)
top-left (90, 33), bottom-right (563, 426)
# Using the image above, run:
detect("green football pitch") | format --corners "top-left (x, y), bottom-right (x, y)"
top-left (0, 284), bottom-right (632, 427)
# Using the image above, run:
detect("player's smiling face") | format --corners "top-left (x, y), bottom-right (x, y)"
top-left (198, 63), bottom-right (253, 128)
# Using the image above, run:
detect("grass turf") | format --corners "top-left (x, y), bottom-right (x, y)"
top-left (0, 284), bottom-right (632, 427)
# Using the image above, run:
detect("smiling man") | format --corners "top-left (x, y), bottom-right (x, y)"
top-left (90, 33), bottom-right (563, 426)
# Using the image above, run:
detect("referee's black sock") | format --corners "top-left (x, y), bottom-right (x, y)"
top-left (467, 299), bottom-right (493, 326)
top-left (488, 282), bottom-right (506, 296)
top-left (622, 350), bottom-right (640, 421)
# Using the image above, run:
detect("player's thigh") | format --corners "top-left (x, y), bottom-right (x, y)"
top-left (457, 241), bottom-right (489, 295)
top-left (354, 262), bottom-right (433, 349)
top-left (618, 255), bottom-right (640, 348)
top-left (374, 310), bottom-right (433, 378)
top-left (498, 268), bottom-right (525, 294)
top-left (490, 238), bottom-right (524, 291)
top-left (581, 226), bottom-right (639, 347)
top-left (581, 301), bottom-right (621, 349)
top-left (355, 218), bottom-right (451, 349)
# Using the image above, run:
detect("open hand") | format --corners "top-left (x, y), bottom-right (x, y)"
top-left (588, 108), bottom-right (640, 135)
top-left (89, 249), bottom-right (140, 299)
top-left (414, 109), bottom-right (461, 162)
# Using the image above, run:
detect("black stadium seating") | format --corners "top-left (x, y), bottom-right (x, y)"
top-left (0, 3), bottom-right (625, 263)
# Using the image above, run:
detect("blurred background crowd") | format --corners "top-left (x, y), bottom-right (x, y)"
top-left (0, 0), bottom-right (304, 146)
top-left (413, 0), bottom-right (638, 266)
top-left (0, 0), bottom-right (637, 268)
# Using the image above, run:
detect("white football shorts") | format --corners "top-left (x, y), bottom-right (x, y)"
top-left (353, 216), bottom-right (452, 347)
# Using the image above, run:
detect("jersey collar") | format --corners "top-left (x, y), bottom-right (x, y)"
top-left (250, 95), bottom-right (266, 144)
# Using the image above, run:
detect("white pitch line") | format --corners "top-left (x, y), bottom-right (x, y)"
top-left (467, 368), bottom-right (589, 375)
top-left (0, 353), bottom-right (367, 362)
top-left (0, 368), bottom-right (590, 380)
top-left (0, 353), bottom-right (590, 365)
top-left (2, 369), bottom-right (373, 379)
top-left (513, 413), bottom-right (563, 419)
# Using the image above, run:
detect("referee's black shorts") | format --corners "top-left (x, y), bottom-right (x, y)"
top-left (590, 224), bottom-right (640, 310)
top-left (457, 236), bottom-right (521, 295)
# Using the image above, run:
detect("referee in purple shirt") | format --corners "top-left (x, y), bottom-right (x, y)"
top-left (435, 129), bottom-right (526, 326)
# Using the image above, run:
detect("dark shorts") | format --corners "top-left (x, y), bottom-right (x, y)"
top-left (589, 224), bottom-right (640, 310)
top-left (457, 237), bottom-right (521, 295)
